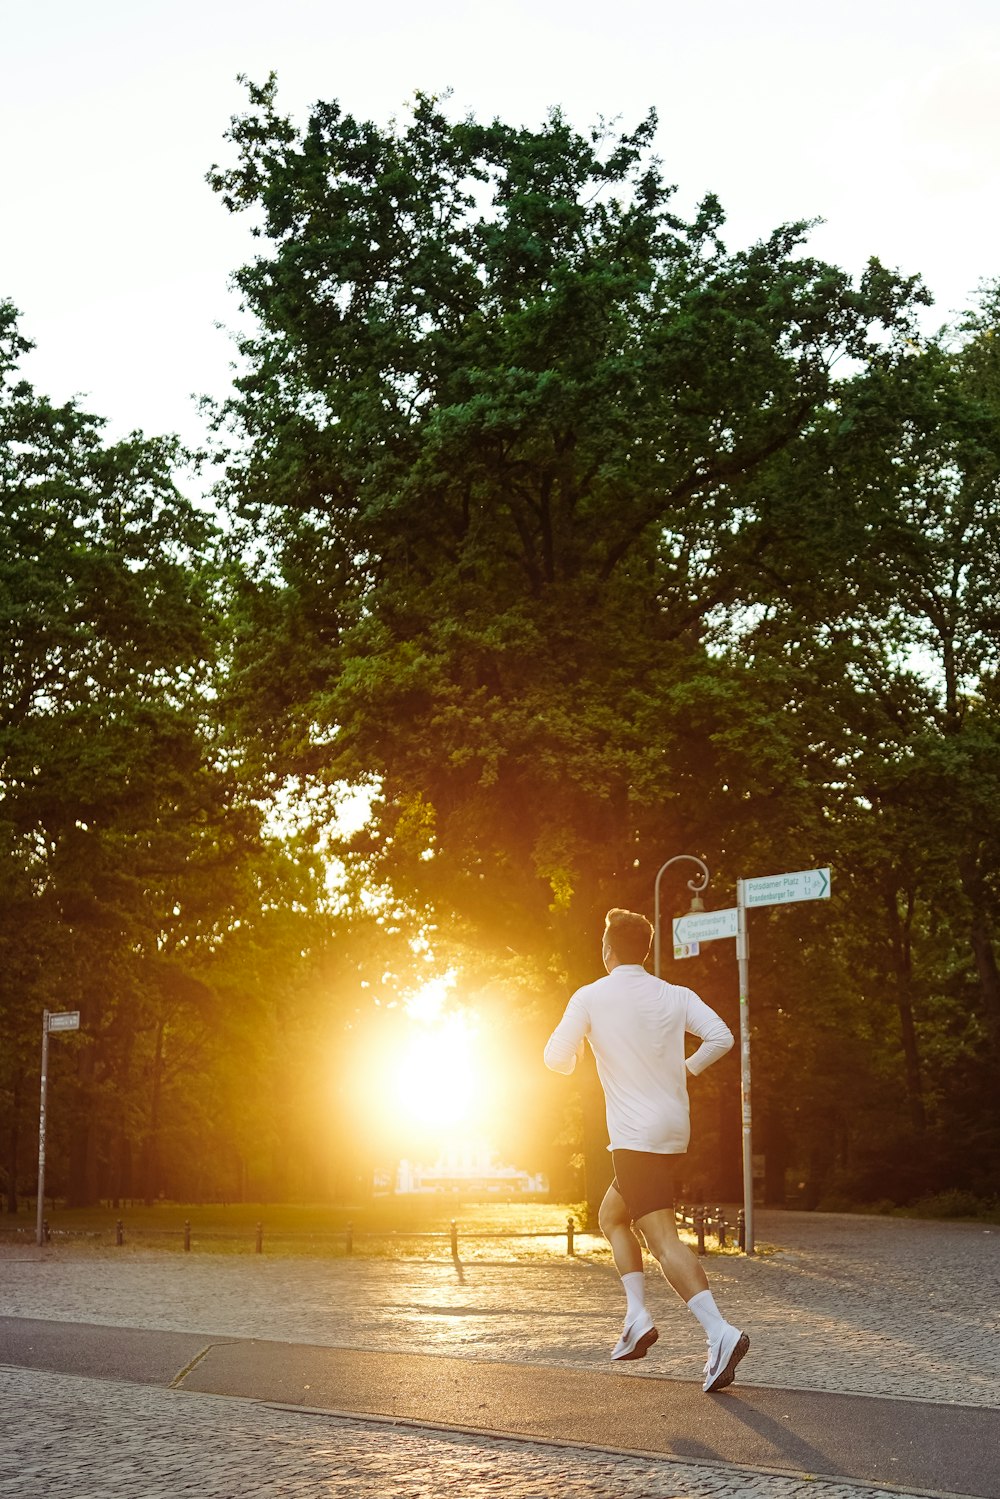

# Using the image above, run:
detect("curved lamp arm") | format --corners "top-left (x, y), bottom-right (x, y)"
top-left (653, 855), bottom-right (711, 978)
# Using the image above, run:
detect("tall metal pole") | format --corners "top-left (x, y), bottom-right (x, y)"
top-left (653, 855), bottom-right (710, 978)
top-left (36, 1011), bottom-right (50, 1247)
top-left (736, 880), bottom-right (755, 1255)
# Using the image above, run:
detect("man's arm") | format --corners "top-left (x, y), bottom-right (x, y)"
top-left (543, 993), bottom-right (589, 1075)
top-left (684, 992), bottom-right (735, 1076)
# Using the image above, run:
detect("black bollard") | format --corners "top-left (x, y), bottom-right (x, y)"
top-left (566, 1216), bottom-right (575, 1256)
top-left (183, 1219), bottom-right (191, 1252)
top-left (737, 1208), bottom-right (746, 1253)
top-left (716, 1207), bottom-right (727, 1250)
top-left (450, 1219), bottom-right (459, 1261)
top-left (695, 1205), bottom-right (706, 1256)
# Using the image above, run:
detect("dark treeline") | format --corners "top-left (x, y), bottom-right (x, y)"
top-left (2, 85), bottom-right (998, 1219)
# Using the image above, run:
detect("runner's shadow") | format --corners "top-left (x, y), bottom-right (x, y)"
top-left (670, 1392), bottom-right (835, 1478)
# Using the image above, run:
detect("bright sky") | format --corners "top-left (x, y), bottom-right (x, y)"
top-left (4, 0), bottom-right (998, 460)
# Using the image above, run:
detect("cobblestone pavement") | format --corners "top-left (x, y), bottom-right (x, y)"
top-left (2, 1212), bottom-right (999, 1407)
top-left (0, 1366), bottom-right (922, 1499)
top-left (2, 1211), bottom-right (998, 1497)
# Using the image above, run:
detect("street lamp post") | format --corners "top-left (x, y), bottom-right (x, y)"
top-left (652, 855), bottom-right (710, 978)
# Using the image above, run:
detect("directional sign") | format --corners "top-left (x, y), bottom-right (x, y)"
top-left (673, 907), bottom-right (739, 947)
top-left (47, 1011), bottom-right (80, 1032)
top-left (742, 868), bottom-right (831, 909)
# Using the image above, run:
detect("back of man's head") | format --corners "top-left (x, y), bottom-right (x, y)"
top-left (604, 908), bottom-right (653, 965)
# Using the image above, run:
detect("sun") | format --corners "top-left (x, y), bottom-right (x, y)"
top-left (391, 1013), bottom-right (478, 1131)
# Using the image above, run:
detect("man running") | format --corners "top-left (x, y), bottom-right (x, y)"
top-left (544, 906), bottom-right (749, 1393)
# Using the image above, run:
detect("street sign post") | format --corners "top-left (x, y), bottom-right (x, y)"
top-left (36, 1010), bottom-right (81, 1245)
top-left (672, 867), bottom-right (832, 1257)
top-left (735, 881), bottom-right (752, 1254)
top-left (735, 867), bottom-right (831, 1255)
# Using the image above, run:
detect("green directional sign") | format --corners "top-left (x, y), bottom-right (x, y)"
top-left (743, 867), bottom-right (831, 909)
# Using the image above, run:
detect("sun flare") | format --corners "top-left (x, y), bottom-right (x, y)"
top-left (391, 1013), bottom-right (478, 1130)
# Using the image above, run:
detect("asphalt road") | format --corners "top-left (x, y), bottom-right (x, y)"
top-left (2, 1315), bottom-right (997, 1498)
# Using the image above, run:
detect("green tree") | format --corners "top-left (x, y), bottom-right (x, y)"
top-left (720, 292), bottom-right (1000, 1203)
top-left (0, 302), bottom-right (289, 1207)
top-left (208, 84), bottom-right (935, 1215)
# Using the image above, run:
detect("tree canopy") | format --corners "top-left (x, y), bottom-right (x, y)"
top-left (2, 84), bottom-right (998, 1220)
top-left (206, 84), bottom-right (1000, 1214)
top-left (0, 301), bottom-right (355, 1209)
top-left (210, 85), bottom-right (920, 939)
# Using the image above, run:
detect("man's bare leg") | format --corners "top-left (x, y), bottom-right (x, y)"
top-left (598, 1184), bottom-right (643, 1276)
top-left (636, 1206), bottom-right (748, 1392)
top-left (633, 1206), bottom-right (708, 1300)
top-left (598, 1184), bottom-right (657, 1360)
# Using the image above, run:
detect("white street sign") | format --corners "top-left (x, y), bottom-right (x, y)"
top-left (742, 867), bottom-right (831, 909)
top-left (673, 907), bottom-right (739, 947)
top-left (673, 940), bottom-right (701, 960)
top-left (47, 1011), bottom-right (80, 1032)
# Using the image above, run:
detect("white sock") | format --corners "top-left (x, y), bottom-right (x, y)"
top-left (622, 1271), bottom-right (646, 1320)
top-left (687, 1289), bottom-right (726, 1340)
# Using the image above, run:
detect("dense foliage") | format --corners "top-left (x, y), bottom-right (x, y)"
top-left (206, 84), bottom-right (1000, 1212)
top-left (0, 301), bottom-right (356, 1209)
top-left (2, 86), bottom-right (998, 1216)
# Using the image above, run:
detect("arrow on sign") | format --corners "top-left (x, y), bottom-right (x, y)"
top-left (672, 908), bottom-right (739, 947)
top-left (742, 868), bottom-right (831, 909)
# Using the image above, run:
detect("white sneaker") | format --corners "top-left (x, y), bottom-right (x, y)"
top-left (611, 1307), bottom-right (658, 1361)
top-left (703, 1324), bottom-right (749, 1392)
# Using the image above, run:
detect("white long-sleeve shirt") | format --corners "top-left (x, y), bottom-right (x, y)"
top-left (543, 964), bottom-right (734, 1154)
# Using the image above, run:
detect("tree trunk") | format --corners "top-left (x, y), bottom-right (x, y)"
top-left (804, 1134), bottom-right (836, 1210)
top-left (5, 1072), bottom-right (20, 1214)
top-left (958, 853), bottom-right (1000, 1042)
top-left (142, 1019), bottom-right (164, 1207)
top-left (762, 1110), bottom-right (788, 1207)
top-left (67, 1121), bottom-right (99, 1208)
top-left (111, 1128), bottom-right (132, 1209)
top-left (67, 1040), bottom-right (99, 1208)
top-left (885, 885), bottom-right (926, 1133)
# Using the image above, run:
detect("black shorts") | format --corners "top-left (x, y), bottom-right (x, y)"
top-left (611, 1148), bottom-right (679, 1222)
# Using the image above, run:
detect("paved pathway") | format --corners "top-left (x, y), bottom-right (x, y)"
top-left (0, 1366), bottom-right (917, 1499)
top-left (1, 1210), bottom-right (998, 1497)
